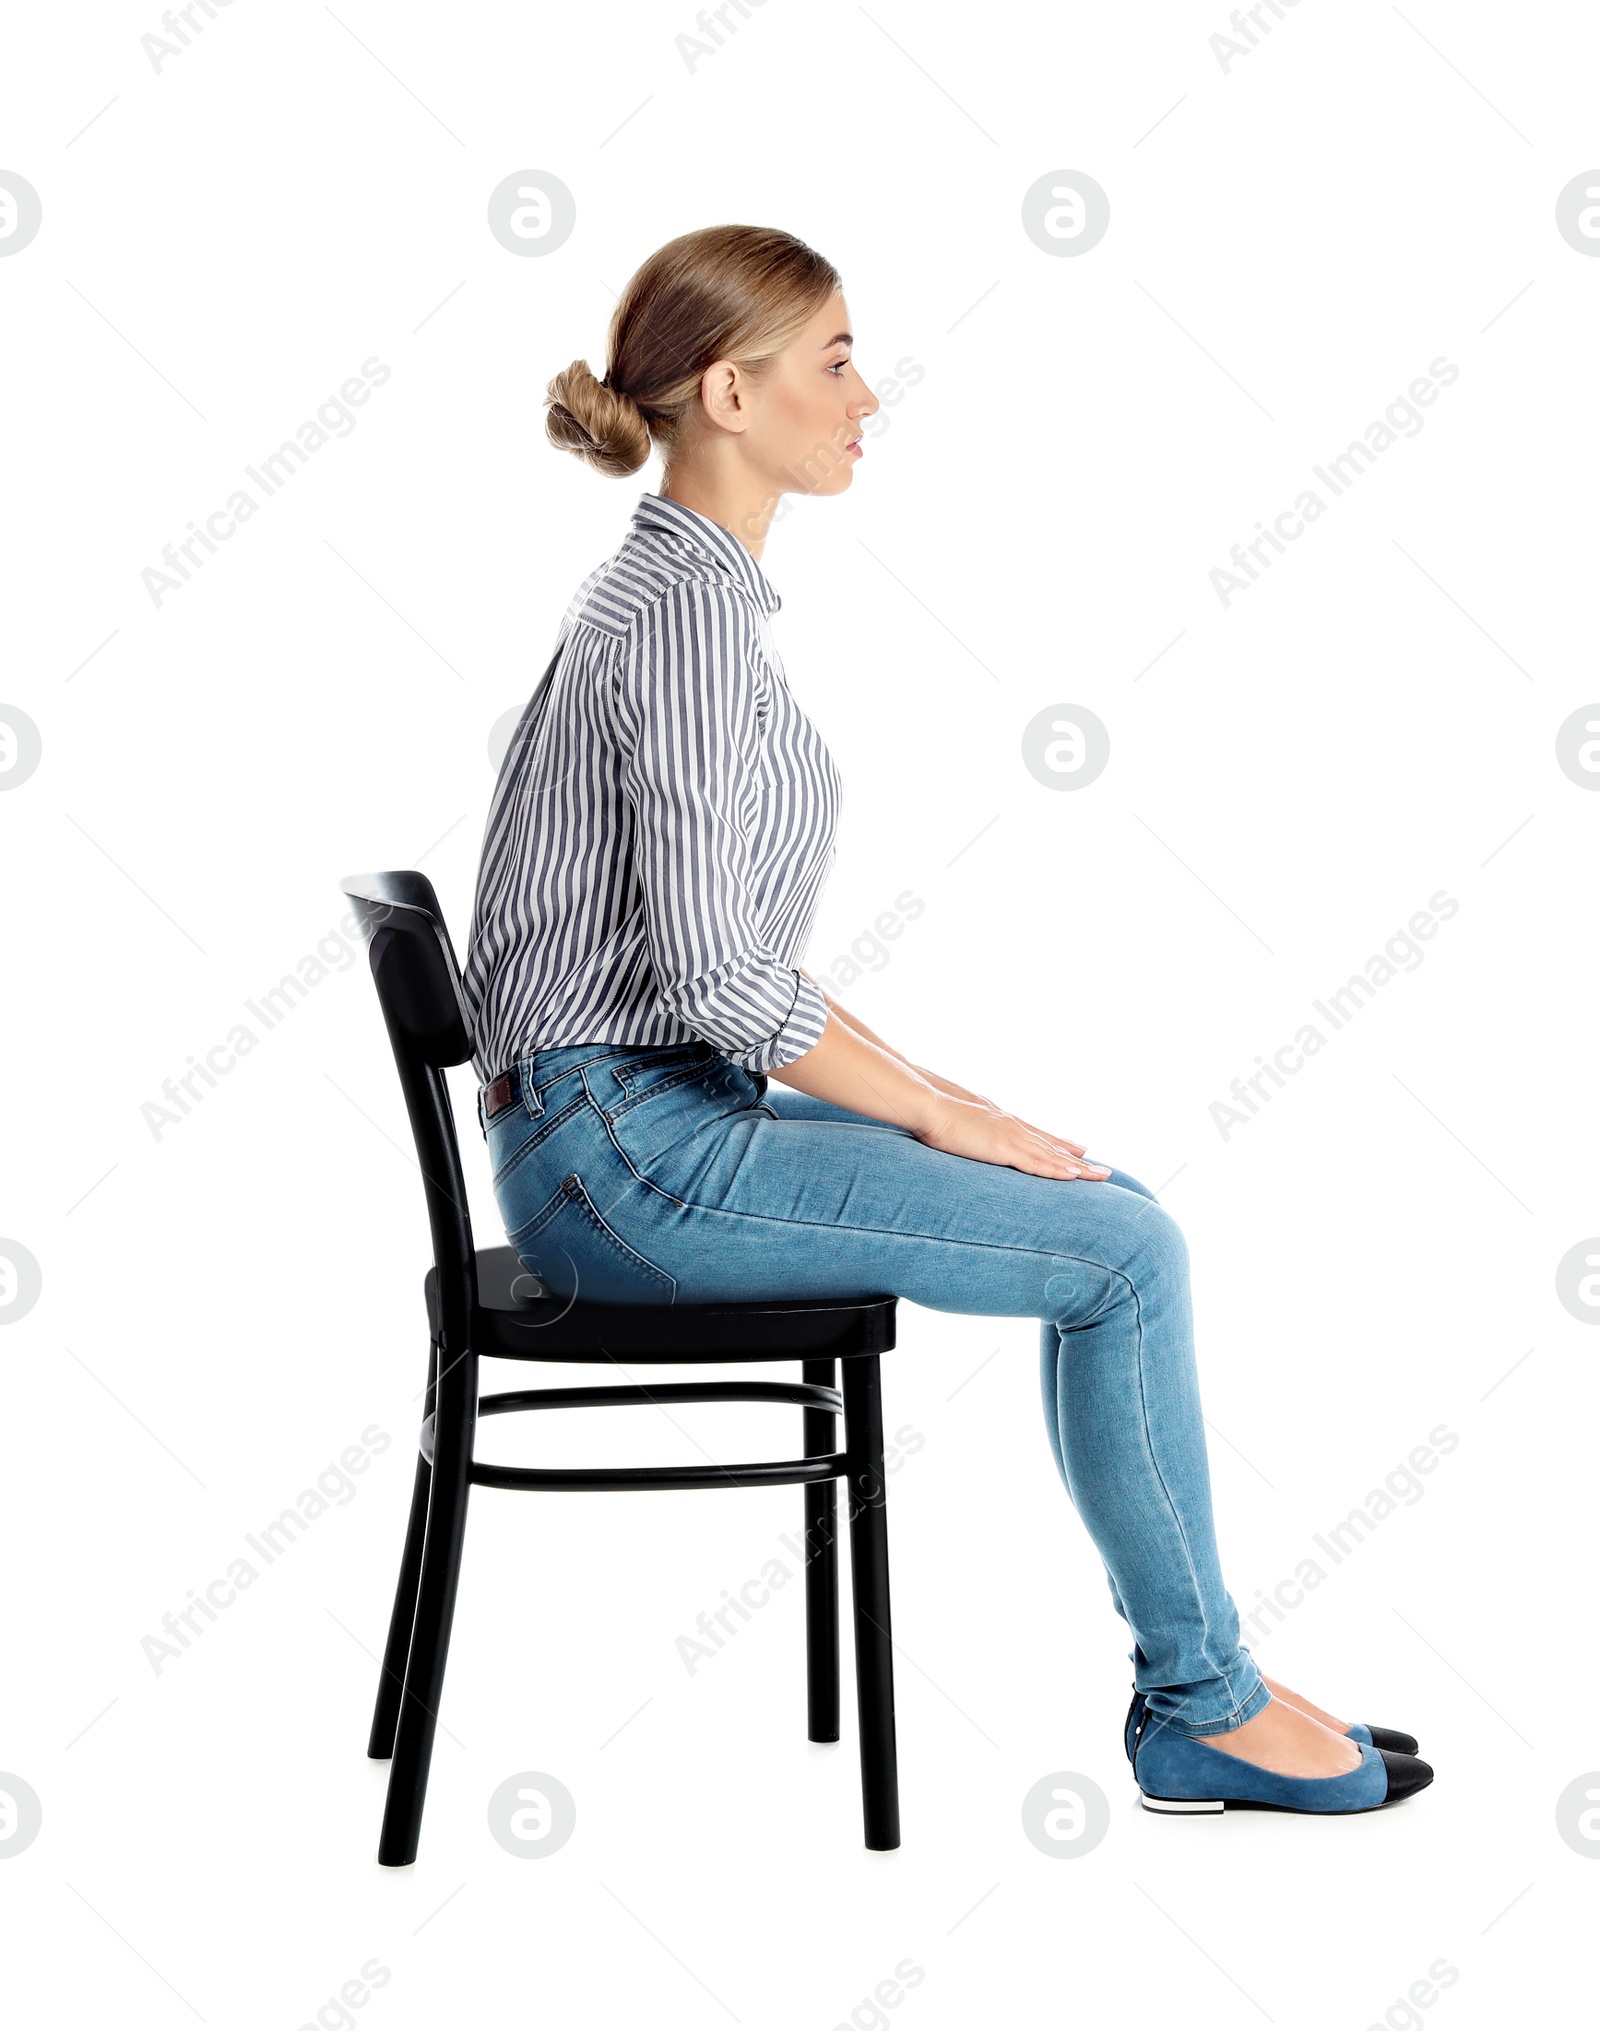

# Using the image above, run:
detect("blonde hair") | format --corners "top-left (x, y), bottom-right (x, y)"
top-left (545, 224), bottom-right (840, 478)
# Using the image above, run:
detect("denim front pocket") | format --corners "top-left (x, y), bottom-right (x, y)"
top-left (507, 1170), bottom-right (677, 1306)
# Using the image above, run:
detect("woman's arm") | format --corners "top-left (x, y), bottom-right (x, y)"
top-left (801, 971), bottom-right (996, 1107)
top-left (771, 974), bottom-right (1110, 1182)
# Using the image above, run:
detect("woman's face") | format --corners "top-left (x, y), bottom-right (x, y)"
top-left (701, 289), bottom-right (879, 499)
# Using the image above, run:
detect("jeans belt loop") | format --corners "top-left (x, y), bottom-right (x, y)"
top-left (518, 1052), bottom-right (543, 1118)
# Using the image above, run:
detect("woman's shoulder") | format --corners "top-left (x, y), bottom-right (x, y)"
top-left (566, 515), bottom-right (766, 648)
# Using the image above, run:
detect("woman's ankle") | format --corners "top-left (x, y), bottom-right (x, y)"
top-left (1149, 1674), bottom-right (1269, 1741)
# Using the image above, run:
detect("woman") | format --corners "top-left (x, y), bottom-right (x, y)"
top-left (463, 224), bottom-right (1433, 1817)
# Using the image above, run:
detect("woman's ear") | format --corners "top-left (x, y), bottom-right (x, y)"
top-left (700, 359), bottom-right (751, 434)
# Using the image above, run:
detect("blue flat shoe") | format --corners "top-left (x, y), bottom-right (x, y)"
top-left (1124, 1689), bottom-right (1418, 1764)
top-left (1124, 1691), bottom-right (1433, 1815)
top-left (1347, 1721), bottom-right (1420, 1755)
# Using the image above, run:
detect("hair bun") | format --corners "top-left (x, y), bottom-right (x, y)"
top-left (545, 357), bottom-right (652, 478)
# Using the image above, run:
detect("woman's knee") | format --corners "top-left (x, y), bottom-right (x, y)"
top-left (1103, 1193), bottom-right (1190, 1291)
top-left (1043, 1199), bottom-right (1188, 1326)
top-left (1137, 1199), bottom-right (1189, 1278)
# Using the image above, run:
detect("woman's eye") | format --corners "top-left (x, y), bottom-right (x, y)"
top-left (828, 358), bottom-right (850, 375)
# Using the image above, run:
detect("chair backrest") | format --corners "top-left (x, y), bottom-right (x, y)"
top-left (341, 870), bottom-right (476, 1065)
top-left (340, 870), bottom-right (480, 1347)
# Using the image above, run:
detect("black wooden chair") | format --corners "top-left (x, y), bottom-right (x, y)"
top-left (340, 872), bottom-right (902, 1866)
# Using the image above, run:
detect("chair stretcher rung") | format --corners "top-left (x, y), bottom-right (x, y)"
top-left (470, 1452), bottom-right (849, 1493)
top-left (477, 1380), bottom-right (842, 1418)
top-left (416, 1378), bottom-right (847, 1492)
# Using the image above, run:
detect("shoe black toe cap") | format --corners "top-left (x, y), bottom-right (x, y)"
top-left (1367, 1724), bottom-right (1420, 1755)
top-left (1379, 1748), bottom-right (1434, 1802)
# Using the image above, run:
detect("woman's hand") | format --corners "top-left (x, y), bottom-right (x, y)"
top-left (912, 1066), bottom-right (1101, 1168)
top-left (774, 998), bottom-right (1111, 1180)
top-left (910, 1091), bottom-right (1111, 1181)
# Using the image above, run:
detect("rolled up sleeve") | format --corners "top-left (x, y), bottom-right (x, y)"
top-left (616, 582), bottom-right (830, 1073)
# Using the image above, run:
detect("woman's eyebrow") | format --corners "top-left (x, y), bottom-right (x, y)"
top-left (822, 331), bottom-right (853, 348)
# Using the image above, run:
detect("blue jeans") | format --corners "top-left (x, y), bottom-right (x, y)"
top-left (479, 1040), bottom-right (1268, 1738)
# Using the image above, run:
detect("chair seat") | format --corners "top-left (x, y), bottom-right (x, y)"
top-left (427, 1246), bottom-right (898, 1364)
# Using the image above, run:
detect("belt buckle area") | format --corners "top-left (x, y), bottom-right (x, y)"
top-left (480, 1068), bottom-right (521, 1136)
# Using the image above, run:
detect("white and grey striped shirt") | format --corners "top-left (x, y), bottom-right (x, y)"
top-left (463, 491), bottom-right (842, 1084)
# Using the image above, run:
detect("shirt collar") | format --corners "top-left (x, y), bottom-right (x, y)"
top-left (629, 491), bottom-right (782, 617)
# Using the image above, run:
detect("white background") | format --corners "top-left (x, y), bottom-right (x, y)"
top-left (3, 0), bottom-right (1597, 2023)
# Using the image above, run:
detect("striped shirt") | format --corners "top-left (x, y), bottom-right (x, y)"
top-left (463, 491), bottom-right (842, 1084)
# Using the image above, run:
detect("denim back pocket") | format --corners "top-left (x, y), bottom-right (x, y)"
top-left (507, 1170), bottom-right (677, 1306)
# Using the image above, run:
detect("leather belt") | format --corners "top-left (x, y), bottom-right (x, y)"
top-left (480, 1066), bottom-right (521, 1121)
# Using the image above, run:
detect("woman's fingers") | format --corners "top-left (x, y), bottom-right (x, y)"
top-left (1021, 1121), bottom-right (1099, 1167)
top-left (1040, 1137), bottom-right (1110, 1179)
top-left (972, 1096), bottom-right (1085, 1156)
top-left (913, 1100), bottom-right (1110, 1180)
top-left (1013, 1126), bottom-right (1108, 1179)
top-left (1018, 1117), bottom-right (1086, 1155)
top-left (1030, 1154), bottom-right (1103, 1179)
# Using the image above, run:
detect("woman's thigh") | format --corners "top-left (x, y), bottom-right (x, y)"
top-left (556, 1053), bottom-right (1183, 1317)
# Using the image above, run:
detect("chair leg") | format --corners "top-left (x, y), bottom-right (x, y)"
top-left (802, 1357), bottom-right (840, 1743)
top-left (368, 1336), bottom-right (438, 1760)
top-left (841, 1353), bottom-right (900, 1850)
top-left (378, 1333), bottom-right (478, 1867)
